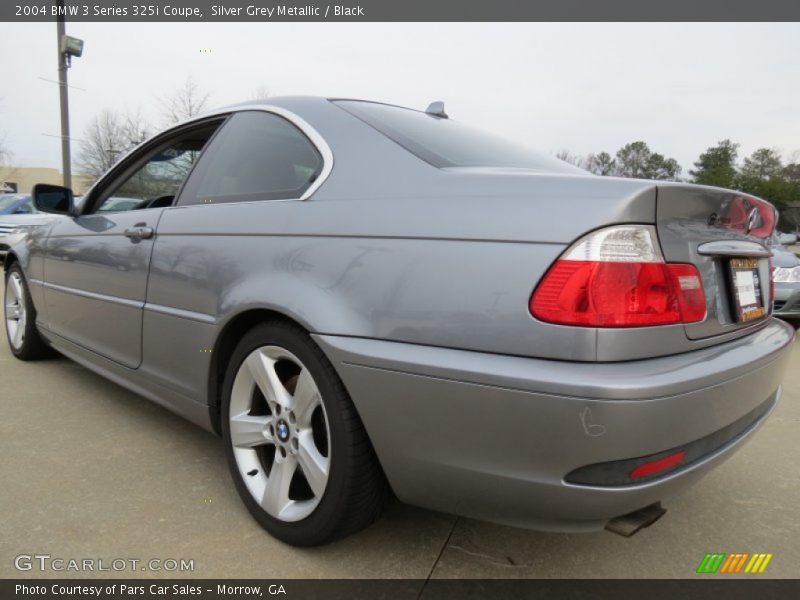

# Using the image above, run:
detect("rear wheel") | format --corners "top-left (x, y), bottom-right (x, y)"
top-left (221, 320), bottom-right (387, 546)
top-left (4, 264), bottom-right (54, 360)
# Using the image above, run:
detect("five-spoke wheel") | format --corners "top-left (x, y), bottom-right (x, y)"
top-left (221, 320), bottom-right (387, 546)
top-left (4, 264), bottom-right (53, 360)
top-left (5, 271), bottom-right (27, 351)
top-left (229, 346), bottom-right (331, 522)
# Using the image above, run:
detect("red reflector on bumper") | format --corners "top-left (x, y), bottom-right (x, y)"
top-left (629, 450), bottom-right (686, 480)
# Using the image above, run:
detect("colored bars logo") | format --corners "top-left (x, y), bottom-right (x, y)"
top-left (696, 553), bottom-right (773, 574)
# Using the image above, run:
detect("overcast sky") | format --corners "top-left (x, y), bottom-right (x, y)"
top-left (1, 22), bottom-right (799, 175)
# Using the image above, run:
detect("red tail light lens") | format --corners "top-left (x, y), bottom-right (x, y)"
top-left (530, 226), bottom-right (706, 327)
top-left (665, 263), bottom-right (707, 323)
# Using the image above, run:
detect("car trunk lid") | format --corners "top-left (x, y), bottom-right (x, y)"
top-left (655, 183), bottom-right (776, 340)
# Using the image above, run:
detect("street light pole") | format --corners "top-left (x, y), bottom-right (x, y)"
top-left (56, 0), bottom-right (71, 188)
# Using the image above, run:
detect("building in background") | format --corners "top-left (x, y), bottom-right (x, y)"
top-left (0, 166), bottom-right (92, 195)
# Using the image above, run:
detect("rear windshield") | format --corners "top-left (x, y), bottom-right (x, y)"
top-left (335, 100), bottom-right (582, 173)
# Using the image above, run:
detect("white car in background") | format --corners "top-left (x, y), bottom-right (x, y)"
top-left (0, 196), bottom-right (84, 257)
top-left (772, 231), bottom-right (800, 324)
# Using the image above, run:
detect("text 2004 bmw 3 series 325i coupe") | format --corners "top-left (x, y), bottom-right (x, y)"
top-left (4, 97), bottom-right (795, 545)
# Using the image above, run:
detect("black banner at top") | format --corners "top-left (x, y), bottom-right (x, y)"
top-left (3, 0), bottom-right (800, 22)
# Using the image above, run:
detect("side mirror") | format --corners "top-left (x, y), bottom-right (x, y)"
top-left (778, 233), bottom-right (798, 246)
top-left (32, 184), bottom-right (75, 215)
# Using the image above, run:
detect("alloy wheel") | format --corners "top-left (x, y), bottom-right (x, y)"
top-left (228, 345), bottom-right (331, 522)
top-left (5, 272), bottom-right (27, 350)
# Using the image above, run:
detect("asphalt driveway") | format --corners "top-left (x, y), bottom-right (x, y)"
top-left (1, 279), bottom-right (798, 579)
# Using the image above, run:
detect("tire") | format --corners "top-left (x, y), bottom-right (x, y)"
top-left (221, 320), bottom-right (387, 546)
top-left (4, 264), bottom-right (55, 360)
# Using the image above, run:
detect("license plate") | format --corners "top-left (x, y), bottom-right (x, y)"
top-left (729, 257), bottom-right (766, 322)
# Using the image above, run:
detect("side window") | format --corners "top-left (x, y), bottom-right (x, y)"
top-left (91, 123), bottom-right (220, 213)
top-left (178, 111), bottom-right (323, 206)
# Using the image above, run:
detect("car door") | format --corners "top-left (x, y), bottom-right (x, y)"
top-left (139, 109), bottom-right (327, 400)
top-left (42, 118), bottom-right (224, 368)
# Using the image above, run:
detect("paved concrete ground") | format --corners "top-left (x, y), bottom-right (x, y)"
top-left (1, 287), bottom-right (798, 578)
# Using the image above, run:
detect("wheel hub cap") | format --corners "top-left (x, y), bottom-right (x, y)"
top-left (276, 420), bottom-right (290, 442)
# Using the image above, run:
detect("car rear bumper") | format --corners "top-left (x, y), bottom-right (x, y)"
top-left (314, 318), bottom-right (795, 532)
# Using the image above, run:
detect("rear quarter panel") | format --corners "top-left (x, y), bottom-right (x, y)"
top-left (143, 199), bottom-right (586, 403)
top-left (143, 99), bottom-right (743, 404)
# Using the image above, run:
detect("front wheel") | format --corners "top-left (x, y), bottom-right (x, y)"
top-left (221, 320), bottom-right (387, 546)
top-left (4, 264), bottom-right (54, 360)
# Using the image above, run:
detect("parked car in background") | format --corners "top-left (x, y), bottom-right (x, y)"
top-left (0, 197), bottom-right (83, 257)
top-left (0, 194), bottom-right (34, 216)
top-left (772, 232), bottom-right (800, 323)
top-left (3, 97), bottom-right (795, 546)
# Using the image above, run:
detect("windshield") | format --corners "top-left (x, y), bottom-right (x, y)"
top-left (0, 195), bottom-right (27, 211)
top-left (335, 100), bottom-right (584, 174)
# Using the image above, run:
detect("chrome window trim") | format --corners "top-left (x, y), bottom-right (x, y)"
top-left (81, 104), bottom-right (334, 206)
top-left (183, 104), bottom-right (334, 203)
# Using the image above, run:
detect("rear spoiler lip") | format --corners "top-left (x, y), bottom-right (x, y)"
top-left (697, 240), bottom-right (771, 258)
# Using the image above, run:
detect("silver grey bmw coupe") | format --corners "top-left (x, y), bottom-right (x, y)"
top-left (4, 97), bottom-right (794, 545)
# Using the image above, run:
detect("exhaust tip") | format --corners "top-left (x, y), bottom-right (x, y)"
top-left (605, 502), bottom-right (666, 537)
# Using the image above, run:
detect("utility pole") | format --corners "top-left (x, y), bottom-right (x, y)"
top-left (56, 0), bottom-right (71, 188)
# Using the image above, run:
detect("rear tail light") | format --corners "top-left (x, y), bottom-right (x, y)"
top-left (530, 225), bottom-right (706, 327)
top-left (720, 196), bottom-right (776, 239)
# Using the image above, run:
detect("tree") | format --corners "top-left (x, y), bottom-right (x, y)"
top-left (732, 148), bottom-right (796, 212)
top-left (585, 152), bottom-right (616, 176)
top-left (250, 84), bottom-right (270, 101)
top-left (782, 162), bottom-right (800, 184)
top-left (614, 141), bottom-right (681, 180)
top-left (76, 109), bottom-right (150, 183)
top-left (0, 137), bottom-right (18, 191)
top-left (0, 96), bottom-right (7, 167)
top-left (690, 139), bottom-right (739, 188)
top-left (160, 76), bottom-right (211, 126)
top-left (734, 173), bottom-right (795, 211)
top-left (614, 141), bottom-right (651, 178)
top-left (740, 147), bottom-right (783, 180)
top-left (775, 158), bottom-right (800, 231)
top-left (0, 136), bottom-right (8, 168)
top-left (0, 95), bottom-right (12, 187)
top-left (0, 106), bottom-right (19, 190)
top-left (646, 153), bottom-right (681, 181)
top-left (781, 205), bottom-right (800, 232)
top-left (555, 150), bottom-right (585, 168)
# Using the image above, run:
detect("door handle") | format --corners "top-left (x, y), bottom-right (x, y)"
top-left (124, 226), bottom-right (154, 240)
